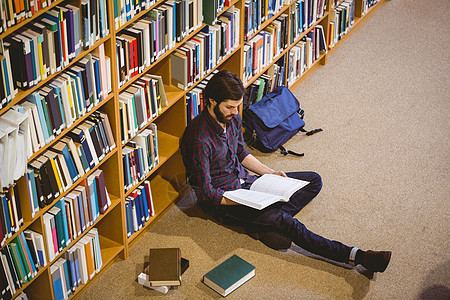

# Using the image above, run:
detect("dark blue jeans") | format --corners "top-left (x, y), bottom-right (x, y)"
top-left (216, 172), bottom-right (353, 264)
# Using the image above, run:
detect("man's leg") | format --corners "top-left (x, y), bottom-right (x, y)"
top-left (217, 174), bottom-right (391, 271)
top-left (281, 171), bottom-right (323, 217)
top-left (251, 207), bottom-right (354, 263)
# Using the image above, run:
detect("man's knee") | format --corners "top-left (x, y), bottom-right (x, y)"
top-left (309, 172), bottom-right (322, 192)
top-left (288, 171), bottom-right (322, 192)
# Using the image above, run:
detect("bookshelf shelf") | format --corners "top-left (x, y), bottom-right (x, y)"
top-left (246, 4), bottom-right (290, 43)
top-left (0, 0), bottom-right (388, 298)
top-left (3, 34), bottom-right (112, 112)
top-left (97, 235), bottom-right (123, 262)
top-left (123, 131), bottom-right (178, 199)
top-left (150, 174), bottom-right (180, 216)
top-left (27, 95), bottom-right (113, 162)
top-left (0, 0), bottom-right (65, 40)
top-left (115, 0), bottom-right (166, 32)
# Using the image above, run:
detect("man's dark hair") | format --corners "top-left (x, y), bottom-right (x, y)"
top-left (203, 70), bottom-right (245, 106)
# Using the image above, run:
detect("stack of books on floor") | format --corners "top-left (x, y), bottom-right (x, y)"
top-left (137, 248), bottom-right (189, 294)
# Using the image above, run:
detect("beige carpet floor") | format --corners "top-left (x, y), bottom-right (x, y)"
top-left (78, 0), bottom-right (450, 299)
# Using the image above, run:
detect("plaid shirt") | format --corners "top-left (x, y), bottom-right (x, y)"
top-left (180, 109), bottom-right (257, 205)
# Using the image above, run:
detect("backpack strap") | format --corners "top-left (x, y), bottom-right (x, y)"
top-left (279, 145), bottom-right (304, 157)
top-left (278, 128), bottom-right (323, 157)
top-left (298, 108), bottom-right (305, 119)
top-left (297, 108), bottom-right (322, 135)
top-left (299, 128), bottom-right (323, 136)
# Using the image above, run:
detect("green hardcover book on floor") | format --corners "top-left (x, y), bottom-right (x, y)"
top-left (203, 254), bottom-right (255, 297)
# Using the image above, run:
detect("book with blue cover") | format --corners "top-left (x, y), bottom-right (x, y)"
top-left (203, 254), bottom-right (255, 297)
top-left (50, 264), bottom-right (64, 300)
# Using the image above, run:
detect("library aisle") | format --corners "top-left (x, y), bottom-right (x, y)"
top-left (78, 0), bottom-right (450, 299)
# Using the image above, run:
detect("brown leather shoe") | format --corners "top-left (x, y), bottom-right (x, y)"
top-left (247, 230), bottom-right (292, 250)
top-left (362, 250), bottom-right (392, 272)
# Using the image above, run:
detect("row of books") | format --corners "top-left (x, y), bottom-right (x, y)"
top-left (331, 0), bottom-right (379, 16)
top-left (362, 0), bottom-right (379, 14)
top-left (123, 124), bottom-right (159, 192)
top-left (114, 0), bottom-right (156, 29)
top-left (202, 0), bottom-right (226, 25)
top-left (243, 59), bottom-right (286, 109)
top-left (243, 13), bottom-right (288, 84)
top-left (0, 44), bottom-right (18, 107)
top-left (0, 48), bottom-right (111, 190)
top-left (0, 230), bottom-right (47, 298)
top-left (0, 0), bottom-right (55, 34)
top-left (287, 25), bottom-right (327, 86)
top-left (299, 0), bottom-right (328, 28)
top-left (185, 70), bottom-right (218, 123)
top-left (17, 47), bottom-right (111, 151)
top-left (287, 25), bottom-right (327, 85)
top-left (244, 0), bottom-right (285, 41)
top-left (271, 57), bottom-right (287, 89)
top-left (0, 185), bottom-right (22, 247)
top-left (27, 115), bottom-right (115, 213)
top-left (171, 5), bottom-right (240, 91)
top-left (50, 228), bottom-right (102, 300)
top-left (115, 0), bottom-right (203, 88)
top-left (328, 0), bottom-right (355, 50)
top-left (119, 74), bottom-right (167, 144)
top-left (43, 170), bottom-right (110, 263)
top-left (243, 74), bottom-right (276, 110)
top-left (1, 1), bottom-right (109, 102)
top-left (0, 109), bottom-right (31, 190)
top-left (289, 0), bottom-right (308, 44)
top-left (125, 181), bottom-right (154, 237)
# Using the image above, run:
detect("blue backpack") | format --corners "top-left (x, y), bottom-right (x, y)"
top-left (243, 86), bottom-right (322, 155)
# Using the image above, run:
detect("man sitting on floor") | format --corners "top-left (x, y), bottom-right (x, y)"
top-left (180, 70), bottom-right (391, 273)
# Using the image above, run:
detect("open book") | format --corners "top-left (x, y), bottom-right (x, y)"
top-left (223, 174), bottom-right (309, 210)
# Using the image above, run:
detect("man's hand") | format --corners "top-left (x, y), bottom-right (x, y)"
top-left (272, 170), bottom-right (287, 177)
top-left (242, 154), bottom-right (288, 177)
top-left (220, 197), bottom-right (241, 205)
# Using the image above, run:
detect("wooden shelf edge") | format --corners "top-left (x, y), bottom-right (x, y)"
top-left (27, 96), bottom-right (113, 162)
top-left (0, 0), bottom-right (65, 41)
top-left (327, 0), bottom-right (387, 56)
top-left (68, 243), bottom-right (123, 299)
top-left (123, 131), bottom-right (179, 197)
top-left (0, 35), bottom-right (112, 116)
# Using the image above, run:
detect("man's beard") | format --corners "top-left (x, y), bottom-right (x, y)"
top-left (214, 104), bottom-right (233, 124)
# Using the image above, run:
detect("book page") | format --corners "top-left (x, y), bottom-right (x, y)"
top-left (250, 174), bottom-right (309, 200)
top-left (223, 189), bottom-right (284, 210)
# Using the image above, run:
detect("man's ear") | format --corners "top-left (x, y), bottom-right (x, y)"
top-left (209, 98), bottom-right (217, 107)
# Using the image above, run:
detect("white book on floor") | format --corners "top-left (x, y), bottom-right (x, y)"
top-left (137, 271), bottom-right (170, 294)
top-left (223, 174), bottom-right (309, 210)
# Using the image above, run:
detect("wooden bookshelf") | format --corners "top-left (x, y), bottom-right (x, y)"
top-left (0, 0), bottom-right (388, 299)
